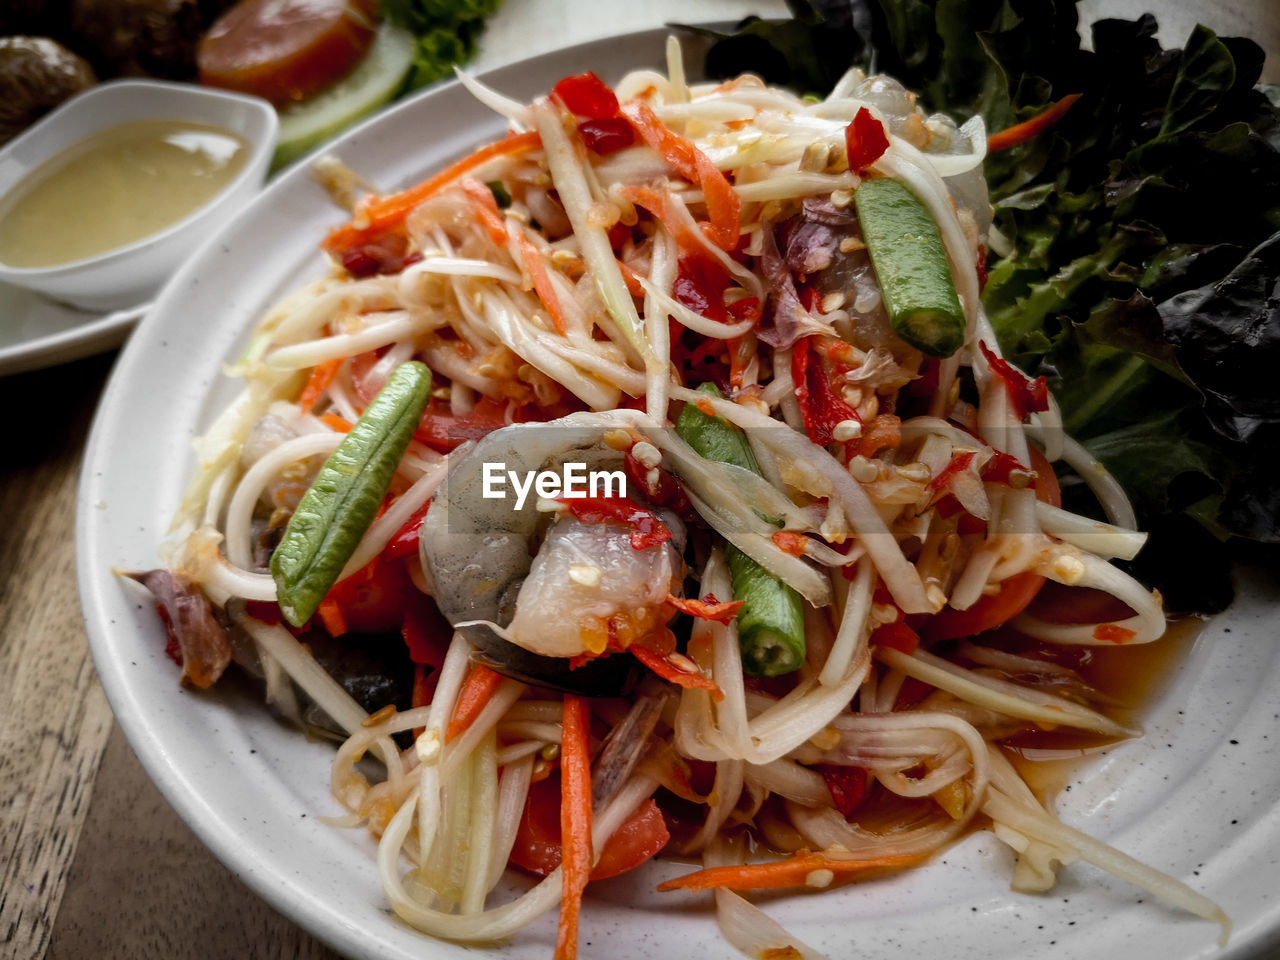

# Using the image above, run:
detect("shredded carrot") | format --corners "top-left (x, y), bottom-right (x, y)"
top-left (517, 233), bottom-right (569, 334)
top-left (556, 695), bottom-right (592, 960)
top-left (323, 130), bottom-right (542, 254)
top-left (320, 412), bottom-right (355, 433)
top-left (631, 644), bottom-right (723, 700)
top-left (987, 94), bottom-right (1082, 152)
top-left (620, 102), bottom-right (740, 251)
top-left (297, 358), bottom-right (344, 412)
top-left (615, 258), bottom-right (646, 297)
top-left (617, 183), bottom-right (705, 253)
top-left (460, 177), bottom-right (509, 245)
top-left (656, 849), bottom-right (922, 892)
top-left (316, 599), bottom-right (347, 637)
top-left (445, 664), bottom-right (503, 741)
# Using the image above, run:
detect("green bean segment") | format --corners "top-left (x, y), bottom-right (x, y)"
top-left (854, 177), bottom-right (966, 358)
top-left (674, 383), bottom-right (761, 473)
top-left (724, 545), bottom-right (807, 676)
top-left (270, 361), bottom-right (432, 627)
top-left (675, 383), bottom-right (806, 677)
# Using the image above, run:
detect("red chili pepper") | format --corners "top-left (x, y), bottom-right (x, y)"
top-left (244, 599), bottom-right (283, 625)
top-left (673, 255), bottom-right (732, 324)
top-left (552, 71), bottom-right (619, 119)
top-left (872, 581), bottom-right (897, 608)
top-left (624, 444), bottom-right (693, 516)
top-left (792, 337), bottom-right (861, 448)
top-left (1093, 623), bottom-right (1137, 644)
top-left (577, 116), bottom-right (634, 154)
top-left (339, 233), bottom-right (420, 278)
top-left (384, 500), bottom-right (431, 560)
top-left (870, 620), bottom-right (920, 655)
top-left (928, 451), bottom-right (977, 491)
top-left (771, 531), bottom-right (808, 557)
top-left (630, 643), bottom-right (723, 699)
top-left (814, 764), bottom-right (869, 818)
top-left (725, 296), bottom-right (761, 323)
top-left (980, 450), bottom-right (1027, 485)
top-left (402, 592), bottom-right (451, 667)
top-left (978, 341), bottom-right (1049, 420)
top-left (607, 220), bottom-right (632, 251)
top-left (670, 322), bottom-right (731, 395)
top-left (411, 396), bottom-right (554, 452)
top-left (666, 593), bottom-right (743, 624)
top-left (845, 107), bottom-right (889, 172)
top-left (559, 496), bottom-right (673, 550)
top-left (933, 494), bottom-right (963, 519)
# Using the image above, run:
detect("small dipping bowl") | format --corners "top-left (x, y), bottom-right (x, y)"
top-left (0, 80), bottom-right (277, 311)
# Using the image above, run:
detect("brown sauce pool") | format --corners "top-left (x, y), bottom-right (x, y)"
top-left (996, 615), bottom-right (1205, 803)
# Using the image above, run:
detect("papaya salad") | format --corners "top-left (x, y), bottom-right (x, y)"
top-left (137, 39), bottom-right (1230, 960)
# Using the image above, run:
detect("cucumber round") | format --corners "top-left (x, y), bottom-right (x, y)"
top-left (272, 21), bottom-right (415, 170)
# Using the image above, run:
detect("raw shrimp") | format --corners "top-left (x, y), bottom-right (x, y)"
top-left (419, 411), bottom-right (682, 693)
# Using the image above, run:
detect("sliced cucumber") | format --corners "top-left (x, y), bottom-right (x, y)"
top-left (272, 21), bottom-right (415, 170)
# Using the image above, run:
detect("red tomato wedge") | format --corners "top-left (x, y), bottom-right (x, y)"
top-left (924, 445), bottom-right (1061, 642)
top-left (198, 0), bottom-right (379, 107)
top-left (324, 556), bottom-right (416, 635)
top-left (509, 774), bottom-right (669, 881)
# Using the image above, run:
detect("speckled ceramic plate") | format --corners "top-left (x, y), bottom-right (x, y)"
top-left (77, 25), bottom-right (1280, 960)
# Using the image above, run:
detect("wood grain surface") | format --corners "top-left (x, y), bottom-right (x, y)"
top-left (0, 357), bottom-right (336, 960)
top-left (0, 355), bottom-right (116, 960)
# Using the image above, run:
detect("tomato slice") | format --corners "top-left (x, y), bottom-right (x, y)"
top-left (324, 556), bottom-right (417, 635)
top-left (412, 396), bottom-right (525, 453)
top-left (924, 444), bottom-right (1061, 642)
top-left (509, 774), bottom-right (669, 880)
top-left (198, 0), bottom-right (378, 107)
top-left (551, 72), bottom-right (619, 119)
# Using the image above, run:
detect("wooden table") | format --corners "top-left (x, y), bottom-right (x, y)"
top-left (2, 3), bottom-right (1275, 958)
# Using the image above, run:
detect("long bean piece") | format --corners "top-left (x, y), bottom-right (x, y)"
top-left (271, 361), bottom-right (432, 626)
top-left (854, 177), bottom-right (965, 358)
top-left (675, 383), bottom-right (806, 676)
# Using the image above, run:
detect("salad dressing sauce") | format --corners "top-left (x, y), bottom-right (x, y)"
top-left (0, 119), bottom-right (248, 269)
top-left (1002, 616), bottom-right (1205, 803)
top-left (658, 617), bottom-right (1203, 851)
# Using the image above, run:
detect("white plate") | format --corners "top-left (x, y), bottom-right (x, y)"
top-left (77, 27), bottom-right (1280, 960)
top-left (0, 283), bottom-right (147, 376)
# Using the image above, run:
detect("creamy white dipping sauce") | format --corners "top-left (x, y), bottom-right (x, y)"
top-left (0, 119), bottom-right (248, 269)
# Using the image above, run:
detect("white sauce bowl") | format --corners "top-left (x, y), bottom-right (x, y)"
top-left (0, 79), bottom-right (277, 311)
